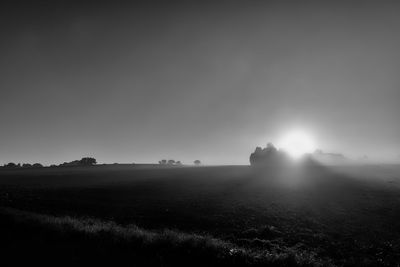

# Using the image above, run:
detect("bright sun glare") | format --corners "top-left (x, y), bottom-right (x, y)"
top-left (278, 130), bottom-right (316, 159)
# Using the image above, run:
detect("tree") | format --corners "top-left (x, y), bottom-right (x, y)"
top-left (59, 160), bottom-right (80, 167)
top-left (175, 161), bottom-right (182, 166)
top-left (167, 159), bottom-right (175, 165)
top-left (194, 160), bottom-right (201, 165)
top-left (159, 159), bottom-right (167, 165)
top-left (32, 163), bottom-right (43, 168)
top-left (250, 147), bottom-right (262, 165)
top-left (249, 143), bottom-right (286, 166)
top-left (22, 163), bottom-right (32, 168)
top-left (4, 162), bottom-right (17, 168)
top-left (79, 157), bottom-right (97, 165)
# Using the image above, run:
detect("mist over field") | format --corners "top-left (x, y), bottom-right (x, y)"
top-left (1, 1), bottom-right (400, 266)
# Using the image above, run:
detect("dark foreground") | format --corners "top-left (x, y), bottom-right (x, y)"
top-left (1, 164), bottom-right (400, 266)
top-left (0, 207), bottom-right (323, 267)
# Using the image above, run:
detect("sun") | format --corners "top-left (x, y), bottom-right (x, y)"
top-left (277, 130), bottom-right (316, 158)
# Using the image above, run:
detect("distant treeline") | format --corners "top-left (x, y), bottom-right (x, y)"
top-left (158, 159), bottom-right (201, 166)
top-left (1, 157), bottom-right (203, 169)
top-left (1, 162), bottom-right (45, 169)
top-left (0, 157), bottom-right (97, 169)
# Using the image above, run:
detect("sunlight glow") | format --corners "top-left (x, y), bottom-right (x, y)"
top-left (278, 130), bottom-right (316, 159)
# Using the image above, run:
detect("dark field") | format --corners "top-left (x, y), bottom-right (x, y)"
top-left (1, 163), bottom-right (400, 266)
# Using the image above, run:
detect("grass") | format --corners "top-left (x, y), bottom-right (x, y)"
top-left (0, 207), bottom-right (328, 267)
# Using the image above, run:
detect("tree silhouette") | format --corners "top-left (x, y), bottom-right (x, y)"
top-left (249, 143), bottom-right (287, 166)
top-left (79, 157), bottom-right (96, 165)
top-left (32, 163), bottom-right (43, 168)
top-left (194, 160), bottom-right (201, 165)
top-left (4, 163), bottom-right (17, 168)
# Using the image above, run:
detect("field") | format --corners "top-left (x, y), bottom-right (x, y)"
top-left (1, 163), bottom-right (400, 266)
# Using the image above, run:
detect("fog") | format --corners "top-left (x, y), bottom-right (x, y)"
top-left (0, 1), bottom-right (399, 164)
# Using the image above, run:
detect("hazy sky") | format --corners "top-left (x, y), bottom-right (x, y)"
top-left (1, 1), bottom-right (399, 164)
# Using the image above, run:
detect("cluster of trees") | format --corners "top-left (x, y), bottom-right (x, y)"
top-left (158, 159), bottom-right (201, 166)
top-left (249, 143), bottom-right (288, 166)
top-left (158, 159), bottom-right (183, 166)
top-left (1, 162), bottom-right (44, 169)
top-left (59, 157), bottom-right (97, 167)
top-left (1, 157), bottom-right (97, 169)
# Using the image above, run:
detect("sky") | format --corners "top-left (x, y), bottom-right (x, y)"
top-left (0, 1), bottom-right (399, 165)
